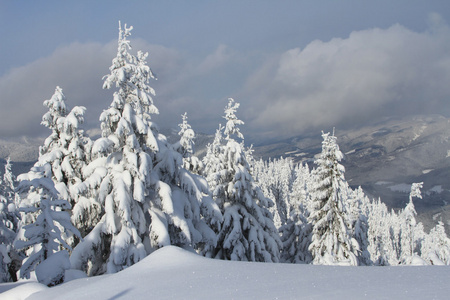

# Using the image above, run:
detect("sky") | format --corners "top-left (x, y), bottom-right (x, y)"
top-left (1, 0), bottom-right (450, 143)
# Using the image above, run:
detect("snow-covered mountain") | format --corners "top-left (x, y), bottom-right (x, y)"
top-left (2, 246), bottom-right (449, 300)
top-left (0, 137), bottom-right (42, 176)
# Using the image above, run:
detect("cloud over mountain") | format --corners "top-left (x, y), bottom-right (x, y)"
top-left (1, 14), bottom-right (450, 141)
top-left (243, 15), bottom-right (450, 138)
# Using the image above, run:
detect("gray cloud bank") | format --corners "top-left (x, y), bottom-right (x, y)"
top-left (1, 14), bottom-right (450, 142)
top-left (243, 14), bottom-right (450, 139)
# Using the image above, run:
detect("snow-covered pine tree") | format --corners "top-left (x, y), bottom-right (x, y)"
top-left (308, 131), bottom-right (359, 266)
top-left (15, 164), bottom-right (80, 286)
top-left (204, 98), bottom-right (281, 262)
top-left (71, 22), bottom-right (221, 275)
top-left (0, 157), bottom-right (21, 282)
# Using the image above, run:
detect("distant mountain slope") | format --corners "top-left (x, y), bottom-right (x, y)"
top-left (0, 137), bottom-right (42, 176)
top-left (1, 115), bottom-right (450, 230)
top-left (0, 138), bottom-right (41, 162)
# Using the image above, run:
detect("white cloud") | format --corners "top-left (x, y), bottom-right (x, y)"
top-left (196, 44), bottom-right (235, 74)
top-left (242, 19), bottom-right (450, 139)
top-left (0, 35), bottom-right (244, 140)
top-left (0, 40), bottom-right (188, 138)
top-left (0, 42), bottom-right (114, 138)
top-left (4, 17), bottom-right (450, 142)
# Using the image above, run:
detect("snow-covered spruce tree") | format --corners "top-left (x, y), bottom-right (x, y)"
top-left (308, 131), bottom-right (359, 266)
top-left (71, 22), bottom-right (221, 275)
top-left (38, 86), bottom-right (92, 209)
top-left (15, 164), bottom-right (80, 286)
top-left (69, 137), bottom-right (114, 276)
top-left (0, 158), bottom-right (21, 282)
top-left (272, 159), bottom-right (295, 228)
top-left (346, 186), bottom-right (371, 265)
top-left (365, 195), bottom-right (415, 265)
top-left (0, 158), bottom-right (20, 238)
top-left (203, 124), bottom-right (225, 180)
top-left (204, 98), bottom-right (281, 262)
top-left (173, 112), bottom-right (203, 174)
top-left (252, 157), bottom-right (296, 231)
top-left (26, 86), bottom-right (92, 250)
top-left (366, 198), bottom-right (390, 265)
top-left (421, 221), bottom-right (450, 265)
top-left (386, 210), bottom-right (403, 265)
top-left (399, 182), bottom-right (424, 264)
top-left (280, 162), bottom-right (312, 263)
top-left (280, 207), bottom-right (311, 263)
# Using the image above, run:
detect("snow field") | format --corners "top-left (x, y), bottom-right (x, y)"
top-left (2, 246), bottom-right (449, 300)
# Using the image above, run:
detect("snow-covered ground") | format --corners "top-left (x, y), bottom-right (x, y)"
top-left (1, 246), bottom-right (449, 300)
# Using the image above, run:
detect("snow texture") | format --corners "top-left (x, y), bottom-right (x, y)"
top-left (2, 246), bottom-right (449, 300)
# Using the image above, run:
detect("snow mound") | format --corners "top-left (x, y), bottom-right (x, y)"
top-left (35, 250), bottom-right (71, 286)
top-left (1, 282), bottom-right (48, 300)
top-left (3, 246), bottom-right (448, 300)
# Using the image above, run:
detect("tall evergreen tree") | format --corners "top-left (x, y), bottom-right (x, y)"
top-left (400, 182), bottom-right (423, 264)
top-left (203, 98), bottom-right (281, 262)
top-left (308, 131), bottom-right (359, 265)
top-left (71, 22), bottom-right (221, 275)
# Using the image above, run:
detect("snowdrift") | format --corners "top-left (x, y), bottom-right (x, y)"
top-left (2, 246), bottom-right (450, 299)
